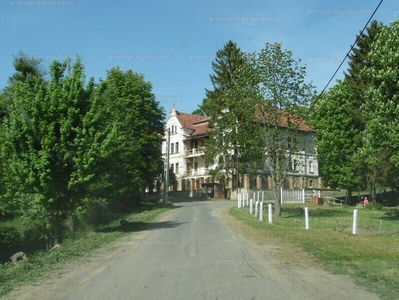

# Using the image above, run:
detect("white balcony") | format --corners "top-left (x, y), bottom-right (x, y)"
top-left (185, 147), bottom-right (205, 158)
top-left (184, 168), bottom-right (208, 177)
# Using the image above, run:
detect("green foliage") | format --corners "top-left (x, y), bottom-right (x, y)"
top-left (203, 40), bottom-right (249, 188)
top-left (72, 67), bottom-right (165, 211)
top-left (192, 98), bottom-right (211, 116)
top-left (311, 20), bottom-right (391, 201)
top-left (0, 57), bottom-right (91, 247)
top-left (242, 42), bottom-right (316, 217)
top-left (0, 227), bottom-right (22, 263)
top-left (311, 81), bottom-right (363, 190)
top-left (0, 55), bottom-right (165, 250)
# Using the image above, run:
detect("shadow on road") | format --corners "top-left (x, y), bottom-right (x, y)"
top-left (96, 220), bottom-right (187, 234)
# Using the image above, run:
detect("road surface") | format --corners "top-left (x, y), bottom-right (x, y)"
top-left (4, 199), bottom-right (379, 300)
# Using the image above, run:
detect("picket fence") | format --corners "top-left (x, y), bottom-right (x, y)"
top-left (237, 189), bottom-right (321, 206)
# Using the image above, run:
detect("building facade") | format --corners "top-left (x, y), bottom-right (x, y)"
top-left (162, 107), bottom-right (322, 194)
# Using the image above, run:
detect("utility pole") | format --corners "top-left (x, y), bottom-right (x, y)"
top-left (163, 127), bottom-right (170, 206)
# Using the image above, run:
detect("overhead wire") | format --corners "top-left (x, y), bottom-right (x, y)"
top-left (311, 0), bottom-right (384, 108)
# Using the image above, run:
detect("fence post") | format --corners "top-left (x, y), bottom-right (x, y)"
top-left (250, 199), bottom-right (253, 214)
top-left (305, 207), bottom-right (309, 230)
top-left (302, 189), bottom-right (305, 203)
top-left (353, 209), bottom-right (358, 235)
top-left (238, 193), bottom-right (241, 208)
top-left (259, 202), bottom-right (263, 221)
top-left (255, 201), bottom-right (258, 218)
top-left (268, 204), bottom-right (272, 224)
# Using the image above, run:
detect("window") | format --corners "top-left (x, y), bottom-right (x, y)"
top-left (309, 161), bottom-right (314, 173)
top-left (175, 142), bottom-right (179, 153)
top-left (170, 164), bottom-right (174, 173)
top-left (294, 159), bottom-right (299, 171)
top-left (175, 163), bottom-right (179, 174)
top-left (171, 143), bottom-right (174, 154)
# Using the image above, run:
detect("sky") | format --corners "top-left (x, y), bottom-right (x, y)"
top-left (1, 0), bottom-right (398, 119)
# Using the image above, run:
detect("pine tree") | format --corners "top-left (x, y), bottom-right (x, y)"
top-left (203, 41), bottom-right (255, 189)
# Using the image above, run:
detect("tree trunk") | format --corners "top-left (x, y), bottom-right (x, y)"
top-left (371, 184), bottom-right (377, 204)
top-left (273, 182), bottom-right (281, 218)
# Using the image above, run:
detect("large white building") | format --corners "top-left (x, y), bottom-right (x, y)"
top-left (162, 107), bottom-right (322, 195)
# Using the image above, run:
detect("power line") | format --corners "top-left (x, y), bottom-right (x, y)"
top-left (311, 0), bottom-right (384, 107)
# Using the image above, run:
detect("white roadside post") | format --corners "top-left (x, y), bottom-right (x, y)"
top-left (268, 204), bottom-right (272, 224)
top-left (250, 199), bottom-right (253, 214)
top-left (259, 202), bottom-right (263, 221)
top-left (305, 207), bottom-right (309, 230)
top-left (255, 201), bottom-right (259, 218)
top-left (353, 209), bottom-right (358, 235)
top-left (238, 193), bottom-right (241, 208)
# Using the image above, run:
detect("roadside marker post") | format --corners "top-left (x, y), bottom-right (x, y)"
top-left (353, 209), bottom-right (358, 235)
top-left (268, 204), bottom-right (272, 224)
top-left (250, 199), bottom-right (253, 214)
top-left (305, 207), bottom-right (309, 230)
top-left (259, 202), bottom-right (263, 221)
top-left (255, 201), bottom-right (258, 218)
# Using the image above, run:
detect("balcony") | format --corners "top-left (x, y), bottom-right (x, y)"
top-left (184, 168), bottom-right (208, 177)
top-left (185, 147), bottom-right (205, 158)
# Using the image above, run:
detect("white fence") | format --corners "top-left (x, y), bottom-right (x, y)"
top-left (237, 189), bottom-right (321, 206)
top-left (281, 189), bottom-right (321, 204)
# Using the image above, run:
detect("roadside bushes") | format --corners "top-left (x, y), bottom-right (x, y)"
top-left (0, 227), bottom-right (21, 263)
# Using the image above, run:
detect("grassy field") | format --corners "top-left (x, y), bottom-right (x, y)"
top-left (0, 202), bottom-right (177, 297)
top-left (230, 204), bottom-right (399, 300)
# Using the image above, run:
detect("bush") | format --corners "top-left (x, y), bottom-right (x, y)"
top-left (365, 203), bottom-right (384, 210)
top-left (0, 227), bottom-right (22, 263)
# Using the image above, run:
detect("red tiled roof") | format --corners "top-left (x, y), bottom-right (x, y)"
top-left (176, 111), bottom-right (210, 130)
top-left (174, 108), bottom-right (313, 139)
top-left (254, 105), bottom-right (314, 132)
top-left (175, 111), bottom-right (211, 138)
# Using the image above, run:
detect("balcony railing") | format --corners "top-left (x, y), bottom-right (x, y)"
top-left (184, 168), bottom-right (208, 176)
top-left (185, 147), bottom-right (205, 157)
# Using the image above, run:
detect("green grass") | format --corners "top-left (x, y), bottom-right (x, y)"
top-left (0, 202), bottom-right (177, 297)
top-left (230, 204), bottom-right (399, 300)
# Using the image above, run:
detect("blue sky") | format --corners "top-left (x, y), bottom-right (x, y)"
top-left (1, 0), bottom-right (398, 119)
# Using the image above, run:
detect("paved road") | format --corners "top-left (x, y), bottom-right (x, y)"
top-left (61, 200), bottom-right (378, 300)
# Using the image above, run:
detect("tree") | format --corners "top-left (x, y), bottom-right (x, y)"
top-left (359, 20), bottom-right (399, 200)
top-left (1, 57), bottom-right (92, 247)
top-left (246, 42), bottom-right (316, 217)
top-left (311, 81), bottom-right (365, 201)
top-left (192, 98), bottom-right (211, 116)
top-left (311, 21), bottom-right (385, 203)
top-left (344, 20), bottom-right (384, 105)
top-left (71, 67), bottom-right (165, 210)
top-left (9, 51), bottom-right (46, 84)
top-left (203, 41), bottom-right (253, 189)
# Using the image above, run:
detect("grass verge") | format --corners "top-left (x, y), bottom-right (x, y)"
top-left (0, 202), bottom-right (177, 297)
top-left (229, 204), bottom-right (399, 300)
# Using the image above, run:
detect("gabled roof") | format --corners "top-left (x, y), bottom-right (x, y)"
top-left (175, 111), bottom-right (210, 130)
top-left (254, 105), bottom-right (314, 132)
top-left (174, 110), bottom-right (211, 138)
top-left (171, 107), bottom-right (314, 139)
